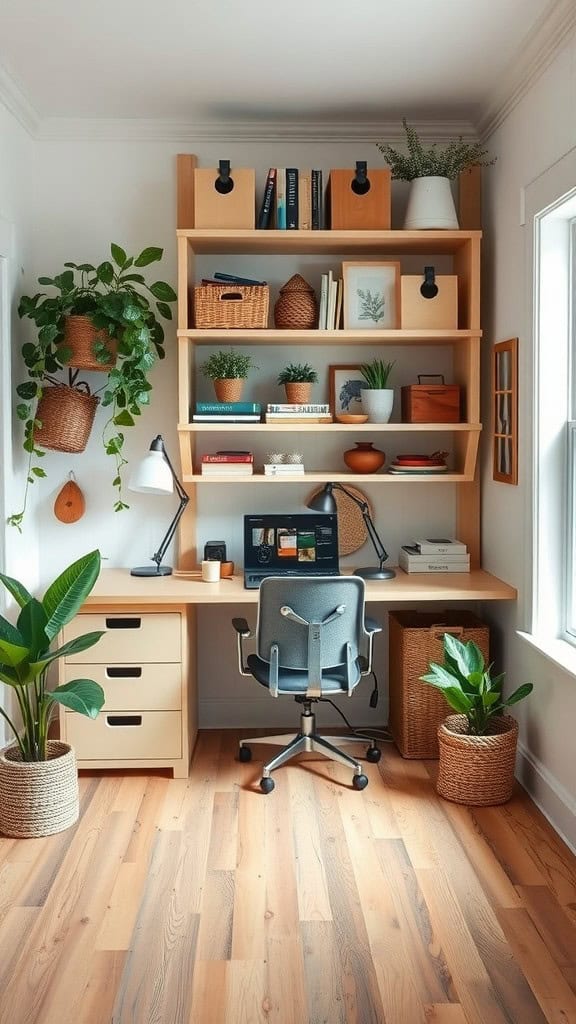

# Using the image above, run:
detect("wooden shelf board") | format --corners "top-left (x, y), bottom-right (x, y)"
top-left (184, 472), bottom-right (473, 484)
top-left (178, 329), bottom-right (482, 346)
top-left (178, 228), bottom-right (481, 256)
top-left (179, 423), bottom-right (482, 433)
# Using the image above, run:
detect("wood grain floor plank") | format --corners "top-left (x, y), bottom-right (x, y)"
top-left (266, 934), bottom-right (309, 1023)
top-left (424, 1005), bottom-right (470, 1023)
top-left (187, 961), bottom-right (228, 1024)
top-left (96, 861), bottom-right (145, 951)
top-left (122, 775), bottom-right (169, 864)
top-left (0, 906), bottom-right (39, 987)
top-left (226, 960), bottom-right (269, 1024)
top-left (77, 951), bottom-right (126, 1024)
top-left (471, 806), bottom-right (548, 886)
top-left (289, 768), bottom-right (332, 922)
top-left (378, 753), bottom-right (443, 869)
top-left (301, 920), bottom-right (347, 1024)
top-left (208, 790), bottom-right (239, 871)
top-left (517, 885), bottom-right (576, 974)
top-left (501, 799), bottom-right (576, 909)
top-left (497, 906), bottom-right (576, 1022)
top-left (231, 788), bottom-right (267, 959)
top-left (439, 800), bottom-right (523, 909)
top-left (265, 770), bottom-right (301, 939)
top-left (196, 869), bottom-right (234, 960)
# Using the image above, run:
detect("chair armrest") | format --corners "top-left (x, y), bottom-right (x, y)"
top-left (232, 617), bottom-right (252, 638)
top-left (364, 616), bottom-right (382, 635)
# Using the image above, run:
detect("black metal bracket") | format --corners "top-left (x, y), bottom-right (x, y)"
top-left (420, 265), bottom-right (438, 299)
top-left (215, 159), bottom-right (234, 195)
top-left (351, 160), bottom-right (370, 196)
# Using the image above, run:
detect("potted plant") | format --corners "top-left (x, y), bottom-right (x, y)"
top-left (277, 362), bottom-right (318, 404)
top-left (0, 549), bottom-right (106, 837)
top-left (420, 632), bottom-right (533, 805)
top-left (200, 349), bottom-right (257, 402)
top-left (359, 358), bottom-right (395, 423)
top-left (377, 118), bottom-right (494, 229)
top-left (10, 243), bottom-right (177, 528)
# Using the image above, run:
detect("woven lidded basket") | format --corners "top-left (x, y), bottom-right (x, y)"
top-left (437, 714), bottom-right (519, 806)
top-left (0, 741), bottom-right (79, 837)
top-left (193, 283), bottom-right (269, 329)
top-left (274, 273), bottom-right (318, 330)
top-left (62, 315), bottom-right (117, 371)
top-left (388, 610), bottom-right (490, 758)
top-left (35, 384), bottom-right (98, 453)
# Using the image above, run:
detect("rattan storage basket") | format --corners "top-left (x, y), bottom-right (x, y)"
top-left (193, 283), bottom-right (269, 329)
top-left (437, 714), bottom-right (519, 805)
top-left (0, 741), bottom-right (79, 837)
top-left (34, 384), bottom-right (98, 453)
top-left (388, 610), bottom-right (490, 758)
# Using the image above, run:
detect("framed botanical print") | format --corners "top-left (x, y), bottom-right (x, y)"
top-left (492, 337), bottom-right (518, 484)
top-left (329, 364), bottom-right (366, 416)
top-left (342, 261), bottom-right (401, 329)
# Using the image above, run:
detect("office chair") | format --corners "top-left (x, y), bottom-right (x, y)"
top-left (232, 575), bottom-right (382, 793)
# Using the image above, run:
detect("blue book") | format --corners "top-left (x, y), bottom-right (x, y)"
top-left (196, 401), bottom-right (262, 414)
top-left (213, 272), bottom-right (267, 286)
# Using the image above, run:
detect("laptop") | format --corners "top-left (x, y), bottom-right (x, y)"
top-left (243, 513), bottom-right (340, 589)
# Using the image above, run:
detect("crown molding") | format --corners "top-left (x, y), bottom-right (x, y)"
top-left (0, 64), bottom-right (39, 136)
top-left (478, 0), bottom-right (576, 139)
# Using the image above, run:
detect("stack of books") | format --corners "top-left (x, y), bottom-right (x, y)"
top-left (192, 402), bottom-right (262, 423)
top-left (201, 452), bottom-right (253, 476)
top-left (263, 461), bottom-right (305, 476)
top-left (399, 538), bottom-right (470, 574)
top-left (257, 168), bottom-right (324, 230)
top-left (265, 403), bottom-right (332, 424)
top-left (318, 271), bottom-right (342, 330)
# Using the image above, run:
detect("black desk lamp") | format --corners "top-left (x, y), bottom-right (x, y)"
top-left (128, 435), bottom-right (189, 577)
top-left (307, 482), bottom-right (396, 580)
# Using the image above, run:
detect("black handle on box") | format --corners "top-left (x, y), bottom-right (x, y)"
top-left (215, 159), bottom-right (234, 195)
top-left (351, 161), bottom-right (371, 196)
top-left (420, 266), bottom-right (439, 299)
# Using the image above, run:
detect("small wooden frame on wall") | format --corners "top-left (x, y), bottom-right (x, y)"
top-left (492, 337), bottom-right (518, 484)
top-left (342, 261), bottom-right (400, 329)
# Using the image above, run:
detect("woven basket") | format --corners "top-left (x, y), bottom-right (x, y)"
top-left (284, 382), bottom-right (312, 404)
top-left (274, 273), bottom-right (318, 329)
top-left (388, 611), bottom-right (490, 758)
top-left (437, 714), bottom-right (519, 806)
top-left (62, 315), bottom-right (117, 371)
top-left (193, 283), bottom-right (269, 329)
top-left (214, 378), bottom-right (244, 402)
top-left (0, 741), bottom-right (79, 837)
top-left (35, 384), bottom-right (98, 453)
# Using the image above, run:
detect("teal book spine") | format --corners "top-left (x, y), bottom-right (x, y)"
top-left (196, 402), bottom-right (262, 414)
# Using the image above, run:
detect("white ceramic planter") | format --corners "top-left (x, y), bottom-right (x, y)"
top-left (361, 389), bottom-right (394, 423)
top-left (404, 176), bottom-right (459, 230)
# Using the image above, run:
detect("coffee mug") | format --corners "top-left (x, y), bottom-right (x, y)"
top-left (201, 559), bottom-right (221, 582)
top-left (220, 560), bottom-right (235, 578)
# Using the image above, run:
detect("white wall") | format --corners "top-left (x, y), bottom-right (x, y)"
top-left (482, 28), bottom-right (576, 849)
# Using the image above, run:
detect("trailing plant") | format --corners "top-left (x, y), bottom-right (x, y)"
top-left (360, 359), bottom-right (395, 389)
top-left (201, 349), bottom-right (257, 380)
top-left (277, 362), bottom-right (318, 385)
top-left (0, 550), bottom-right (105, 761)
top-left (10, 244), bottom-right (177, 528)
top-left (377, 118), bottom-right (494, 181)
top-left (420, 632), bottom-right (533, 736)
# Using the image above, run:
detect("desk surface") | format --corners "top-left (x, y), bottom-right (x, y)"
top-left (85, 568), bottom-right (517, 606)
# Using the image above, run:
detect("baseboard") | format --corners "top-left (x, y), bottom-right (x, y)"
top-left (516, 740), bottom-right (576, 854)
top-left (198, 696), bottom-right (387, 732)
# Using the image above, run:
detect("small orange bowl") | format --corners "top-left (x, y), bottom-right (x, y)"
top-left (335, 413), bottom-right (369, 424)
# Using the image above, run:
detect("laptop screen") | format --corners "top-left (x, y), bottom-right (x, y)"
top-left (244, 513), bottom-right (339, 584)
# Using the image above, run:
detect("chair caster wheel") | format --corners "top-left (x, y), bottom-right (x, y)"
top-left (366, 746), bottom-right (381, 763)
top-left (239, 746), bottom-right (252, 763)
top-left (260, 777), bottom-right (275, 794)
top-left (353, 773), bottom-right (369, 790)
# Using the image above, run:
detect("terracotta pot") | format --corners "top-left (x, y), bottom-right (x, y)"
top-left (284, 382), bottom-right (312, 404)
top-left (214, 378), bottom-right (244, 402)
top-left (62, 315), bottom-right (117, 372)
top-left (274, 273), bottom-right (318, 329)
top-left (436, 714), bottom-right (519, 805)
top-left (343, 442), bottom-right (386, 473)
top-left (0, 741), bottom-right (79, 837)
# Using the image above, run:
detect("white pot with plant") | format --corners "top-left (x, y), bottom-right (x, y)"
top-left (420, 632), bottom-right (533, 806)
top-left (378, 118), bottom-right (494, 229)
top-left (201, 349), bottom-right (257, 403)
top-left (360, 359), bottom-right (395, 423)
top-left (276, 362), bottom-right (318, 404)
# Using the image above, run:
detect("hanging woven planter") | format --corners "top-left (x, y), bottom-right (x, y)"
top-left (62, 315), bottom-right (117, 372)
top-left (35, 383), bottom-right (98, 453)
top-left (0, 741), bottom-right (79, 837)
top-left (436, 714), bottom-right (519, 806)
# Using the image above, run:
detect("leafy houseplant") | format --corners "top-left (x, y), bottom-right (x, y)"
top-left (359, 359), bottom-right (395, 423)
top-left (201, 349), bottom-right (257, 402)
top-left (277, 362), bottom-right (318, 404)
top-left (377, 118), bottom-right (494, 181)
top-left (11, 244), bottom-right (177, 528)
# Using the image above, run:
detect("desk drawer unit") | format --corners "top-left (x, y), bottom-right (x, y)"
top-left (59, 606), bottom-right (195, 778)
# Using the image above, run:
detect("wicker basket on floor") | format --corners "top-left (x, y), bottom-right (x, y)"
top-left (34, 384), bottom-right (98, 453)
top-left (437, 714), bottom-right (519, 805)
top-left (193, 283), bottom-right (269, 328)
top-left (0, 741), bottom-right (79, 837)
top-left (388, 610), bottom-right (490, 758)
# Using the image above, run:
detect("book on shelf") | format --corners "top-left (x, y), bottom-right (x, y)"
top-left (192, 414), bottom-right (262, 422)
top-left (311, 169), bottom-right (323, 229)
top-left (201, 453), bottom-right (254, 464)
top-left (263, 463), bottom-right (305, 475)
top-left (257, 168), bottom-right (276, 230)
top-left (196, 402), bottom-right (262, 415)
top-left (212, 272), bottom-right (267, 286)
top-left (264, 414), bottom-right (333, 423)
top-left (286, 168), bottom-right (299, 230)
top-left (201, 463), bottom-right (254, 475)
top-left (412, 537), bottom-right (467, 554)
top-left (399, 545), bottom-right (471, 573)
top-left (276, 168), bottom-right (286, 230)
top-left (318, 273), bottom-right (328, 330)
top-left (334, 279), bottom-right (343, 330)
top-left (298, 169), bottom-right (312, 230)
top-left (266, 403), bottom-right (330, 414)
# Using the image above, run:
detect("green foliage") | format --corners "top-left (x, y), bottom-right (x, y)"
top-left (277, 362), bottom-right (318, 385)
top-left (201, 350), bottom-right (257, 380)
top-left (420, 632), bottom-right (533, 736)
top-left (0, 550), bottom-right (105, 761)
top-left (360, 359), bottom-right (395, 389)
top-left (377, 118), bottom-right (495, 181)
top-left (11, 244), bottom-right (177, 526)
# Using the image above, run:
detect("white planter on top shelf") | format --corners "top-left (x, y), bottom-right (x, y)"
top-left (404, 176), bottom-right (459, 230)
top-left (361, 389), bottom-right (394, 424)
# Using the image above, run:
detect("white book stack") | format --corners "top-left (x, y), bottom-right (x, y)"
top-left (263, 464), bottom-right (305, 476)
top-left (399, 539), bottom-right (470, 574)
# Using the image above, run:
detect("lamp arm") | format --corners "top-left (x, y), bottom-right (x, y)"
top-left (152, 492), bottom-right (189, 569)
top-left (333, 482), bottom-right (389, 568)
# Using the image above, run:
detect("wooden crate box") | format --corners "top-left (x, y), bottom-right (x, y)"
top-left (329, 166), bottom-right (391, 230)
top-left (194, 165), bottom-right (255, 229)
top-left (401, 274), bottom-right (458, 329)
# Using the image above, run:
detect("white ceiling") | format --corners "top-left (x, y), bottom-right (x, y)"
top-left (0, 0), bottom-right (571, 136)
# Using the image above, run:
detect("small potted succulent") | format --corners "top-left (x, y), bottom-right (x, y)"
top-left (420, 632), bottom-right (533, 805)
top-left (359, 358), bottom-right (395, 423)
top-left (200, 349), bottom-right (257, 402)
top-left (276, 362), bottom-right (318, 403)
top-left (377, 118), bottom-right (494, 229)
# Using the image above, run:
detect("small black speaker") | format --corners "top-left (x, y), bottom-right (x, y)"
top-left (204, 540), bottom-right (227, 562)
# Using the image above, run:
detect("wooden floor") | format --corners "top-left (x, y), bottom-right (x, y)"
top-left (0, 730), bottom-right (575, 1024)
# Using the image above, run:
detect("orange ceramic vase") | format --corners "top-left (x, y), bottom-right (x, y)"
top-left (343, 442), bottom-right (386, 473)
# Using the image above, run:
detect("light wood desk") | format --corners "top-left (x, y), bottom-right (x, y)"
top-left (59, 568), bottom-right (516, 778)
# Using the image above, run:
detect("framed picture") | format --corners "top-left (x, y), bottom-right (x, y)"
top-left (342, 261), bottom-right (401, 330)
top-left (492, 337), bottom-right (518, 484)
top-left (329, 364), bottom-right (366, 416)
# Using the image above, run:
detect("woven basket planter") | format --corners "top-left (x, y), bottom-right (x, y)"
top-left (35, 384), bottom-right (98, 453)
top-left (214, 378), bottom-right (244, 402)
top-left (62, 315), bottom-right (117, 371)
top-left (0, 741), bottom-right (79, 837)
top-left (284, 382), bottom-right (312, 404)
top-left (436, 714), bottom-right (519, 806)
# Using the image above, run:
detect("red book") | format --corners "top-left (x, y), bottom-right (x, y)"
top-left (201, 454), bottom-right (253, 463)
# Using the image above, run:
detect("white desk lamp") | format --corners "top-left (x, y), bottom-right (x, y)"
top-left (128, 435), bottom-right (189, 577)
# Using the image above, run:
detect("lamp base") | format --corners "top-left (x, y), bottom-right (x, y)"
top-left (354, 566), bottom-right (396, 581)
top-left (130, 565), bottom-right (173, 577)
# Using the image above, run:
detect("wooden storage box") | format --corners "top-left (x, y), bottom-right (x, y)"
top-left (194, 166), bottom-right (255, 229)
top-left (329, 167), bottom-right (391, 230)
top-left (401, 379), bottom-right (461, 422)
top-left (401, 274), bottom-right (458, 329)
top-left (388, 610), bottom-right (490, 758)
top-left (193, 283), bottom-right (269, 329)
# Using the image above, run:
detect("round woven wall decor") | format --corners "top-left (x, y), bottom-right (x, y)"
top-left (306, 485), bottom-right (373, 556)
